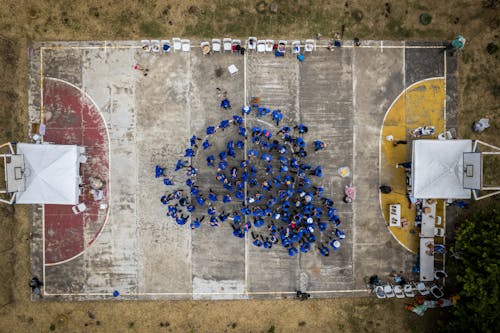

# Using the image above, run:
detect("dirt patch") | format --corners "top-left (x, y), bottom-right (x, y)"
top-left (0, 0), bottom-right (498, 332)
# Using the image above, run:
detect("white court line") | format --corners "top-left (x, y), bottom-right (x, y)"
top-left (40, 47), bottom-right (46, 287)
top-left (186, 53), bottom-right (194, 291)
top-left (443, 50), bottom-right (447, 133)
top-left (351, 46), bottom-right (357, 277)
top-left (43, 289), bottom-right (369, 296)
top-left (39, 41), bottom-right (445, 296)
top-left (38, 43), bottom-right (446, 51)
top-left (243, 50), bottom-right (249, 293)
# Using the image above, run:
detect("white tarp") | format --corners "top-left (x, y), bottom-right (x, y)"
top-left (16, 143), bottom-right (80, 204)
top-left (412, 140), bottom-right (472, 199)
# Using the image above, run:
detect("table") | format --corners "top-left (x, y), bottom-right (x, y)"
top-left (389, 204), bottom-right (401, 227)
top-left (420, 238), bottom-right (435, 281)
top-left (420, 200), bottom-right (436, 237)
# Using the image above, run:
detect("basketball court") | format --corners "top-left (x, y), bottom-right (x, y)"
top-left (27, 39), bottom-right (457, 300)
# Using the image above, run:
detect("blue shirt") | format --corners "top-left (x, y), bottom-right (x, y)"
top-left (206, 126), bottom-right (215, 135)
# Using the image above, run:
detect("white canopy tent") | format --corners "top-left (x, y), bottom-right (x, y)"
top-left (15, 143), bottom-right (81, 204)
top-left (411, 140), bottom-right (473, 199)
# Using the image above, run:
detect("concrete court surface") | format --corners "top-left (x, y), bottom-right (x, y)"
top-left (27, 40), bottom-right (453, 300)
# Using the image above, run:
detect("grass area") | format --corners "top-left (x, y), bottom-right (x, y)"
top-left (0, 0), bottom-right (498, 332)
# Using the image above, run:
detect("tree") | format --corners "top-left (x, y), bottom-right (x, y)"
top-left (445, 205), bottom-right (500, 332)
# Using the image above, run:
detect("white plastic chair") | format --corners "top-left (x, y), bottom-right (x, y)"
top-left (257, 40), bottom-right (266, 53)
top-left (212, 38), bottom-right (222, 52)
top-left (141, 39), bottom-right (151, 52)
top-left (393, 285), bottom-right (405, 298)
top-left (403, 284), bottom-right (415, 297)
top-left (172, 38), bottom-right (182, 52)
top-left (265, 39), bottom-right (274, 52)
top-left (292, 41), bottom-right (300, 54)
top-left (223, 38), bottom-right (232, 52)
top-left (430, 285), bottom-right (444, 299)
top-left (434, 227), bottom-right (445, 237)
top-left (278, 40), bottom-right (287, 53)
top-left (151, 39), bottom-right (161, 52)
top-left (247, 37), bottom-right (257, 51)
top-left (161, 40), bottom-right (171, 53)
top-left (384, 284), bottom-right (396, 298)
top-left (415, 282), bottom-right (430, 296)
top-left (232, 39), bottom-right (241, 53)
top-left (181, 39), bottom-right (191, 52)
top-left (384, 284), bottom-right (395, 298)
top-left (436, 216), bottom-right (443, 227)
top-left (305, 39), bottom-right (315, 52)
top-left (200, 41), bottom-right (210, 55)
top-left (438, 130), bottom-right (453, 140)
top-left (374, 286), bottom-right (385, 299)
top-left (434, 270), bottom-right (448, 280)
top-left (72, 203), bottom-right (87, 215)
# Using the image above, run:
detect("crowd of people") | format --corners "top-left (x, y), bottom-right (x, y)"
top-left (155, 98), bottom-right (347, 257)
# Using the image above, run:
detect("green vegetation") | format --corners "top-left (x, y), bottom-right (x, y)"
top-left (444, 206), bottom-right (500, 332)
top-left (419, 13), bottom-right (433, 25)
top-left (486, 42), bottom-right (498, 55)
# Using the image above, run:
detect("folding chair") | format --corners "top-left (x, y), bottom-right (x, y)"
top-left (265, 39), bottom-right (274, 52)
top-left (141, 39), bottom-right (151, 52)
top-left (305, 39), bottom-right (315, 52)
top-left (403, 284), bottom-right (415, 297)
top-left (393, 285), bottom-right (405, 298)
top-left (384, 284), bottom-right (395, 298)
top-left (247, 37), bottom-right (257, 51)
top-left (292, 41), bottom-right (301, 54)
top-left (151, 39), bottom-right (161, 52)
top-left (172, 38), bottom-right (182, 52)
top-left (212, 38), bottom-right (222, 52)
top-left (72, 202), bottom-right (87, 215)
top-left (181, 39), bottom-right (191, 52)
top-left (161, 40), bottom-right (171, 53)
top-left (223, 38), bottom-right (232, 52)
top-left (257, 40), bottom-right (266, 53)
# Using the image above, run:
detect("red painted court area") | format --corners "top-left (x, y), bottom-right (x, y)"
top-left (43, 79), bottom-right (109, 264)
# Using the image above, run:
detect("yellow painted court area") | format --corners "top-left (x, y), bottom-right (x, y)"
top-left (380, 78), bottom-right (446, 253)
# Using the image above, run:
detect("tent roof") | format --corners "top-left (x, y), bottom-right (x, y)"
top-left (15, 143), bottom-right (80, 205)
top-left (411, 140), bottom-right (473, 199)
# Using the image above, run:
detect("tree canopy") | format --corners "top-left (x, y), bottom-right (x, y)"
top-left (446, 205), bottom-right (500, 332)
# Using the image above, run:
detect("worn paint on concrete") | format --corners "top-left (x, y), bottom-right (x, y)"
top-left (380, 78), bottom-right (446, 253)
top-left (26, 40), bottom-right (456, 300)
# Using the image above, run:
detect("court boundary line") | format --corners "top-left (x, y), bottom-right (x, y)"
top-left (37, 42), bottom-right (443, 298)
top-left (43, 289), bottom-right (369, 296)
